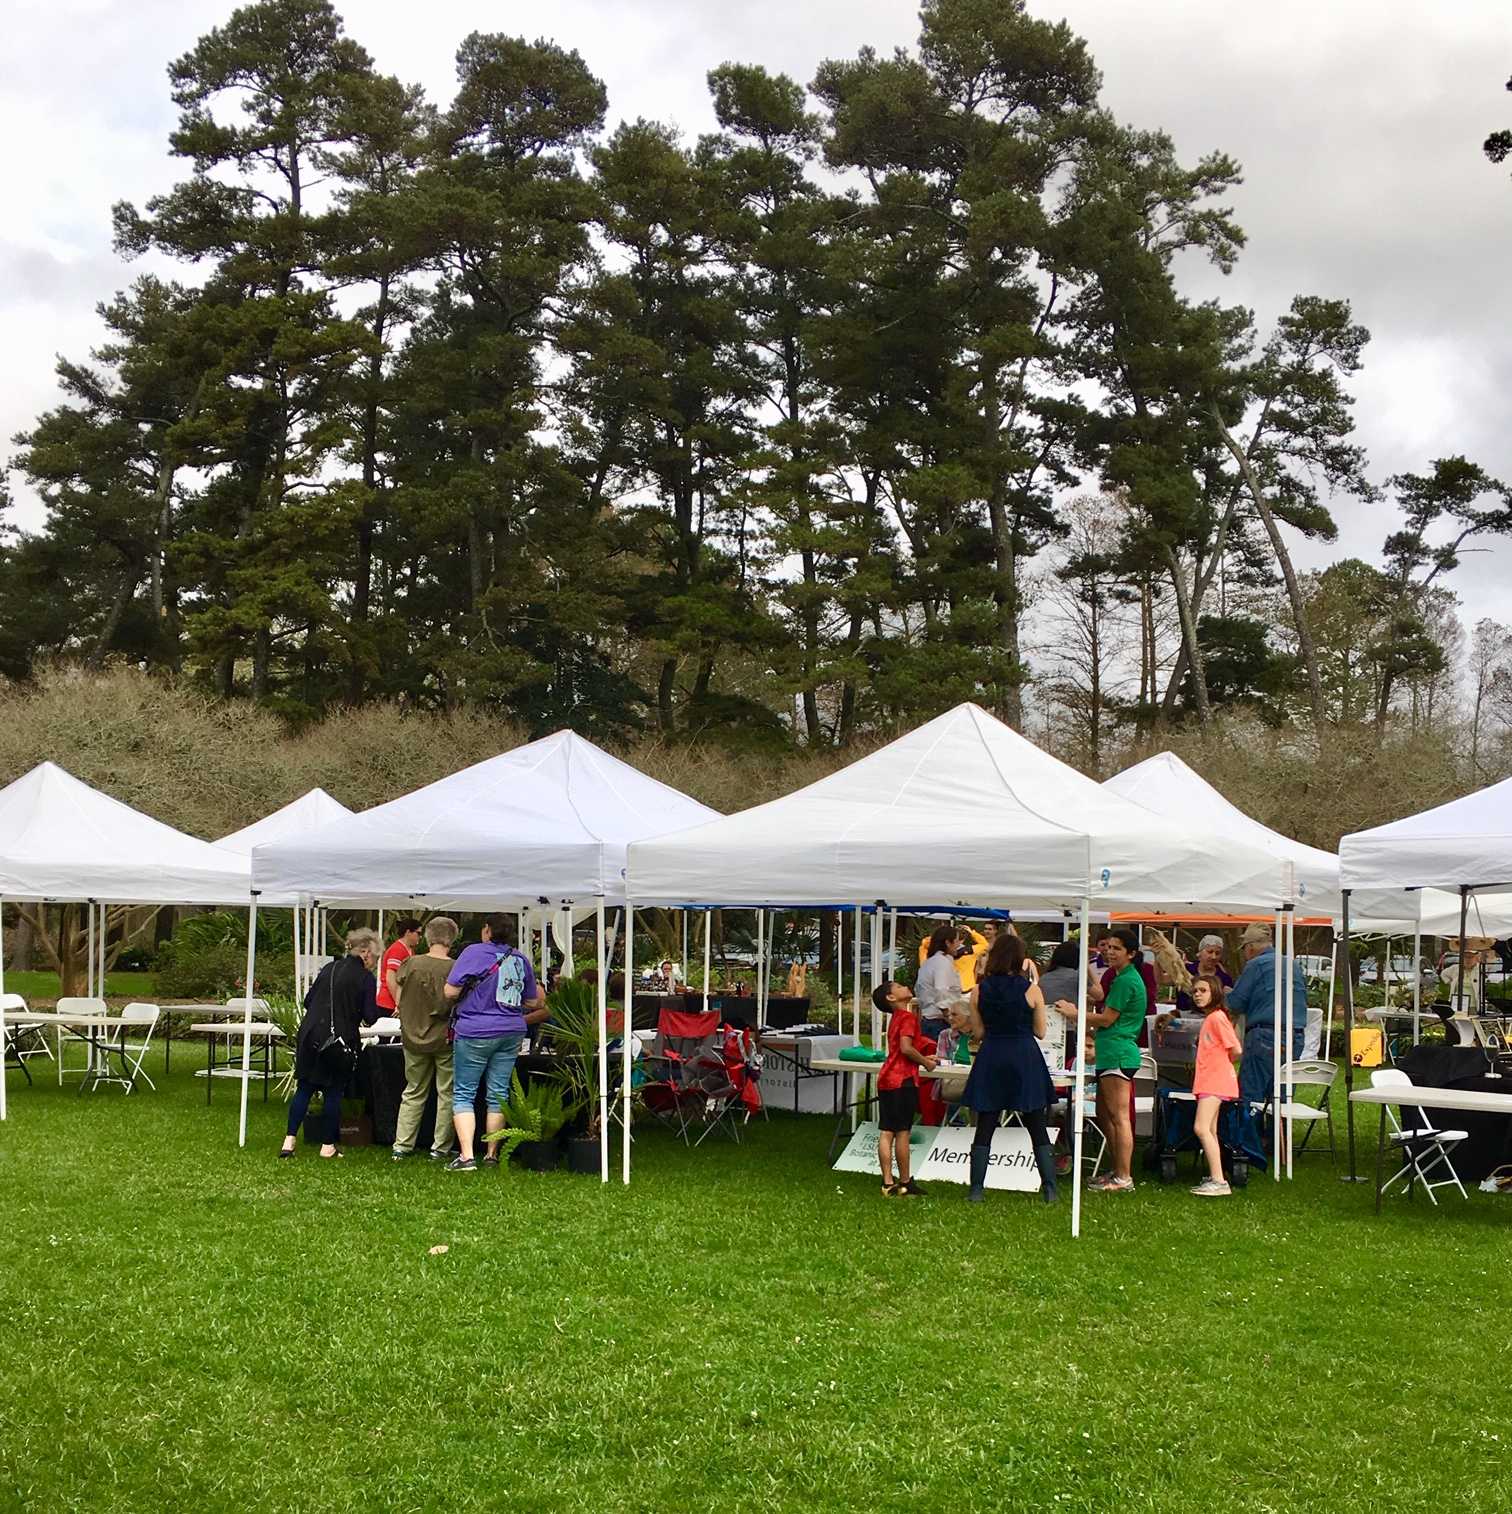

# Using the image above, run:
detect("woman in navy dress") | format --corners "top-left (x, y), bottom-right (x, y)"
top-left (963, 933), bottom-right (1058, 1204)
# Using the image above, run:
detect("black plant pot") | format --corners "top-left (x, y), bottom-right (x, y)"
top-left (512, 1139), bottom-right (563, 1172)
top-left (566, 1136), bottom-right (601, 1175)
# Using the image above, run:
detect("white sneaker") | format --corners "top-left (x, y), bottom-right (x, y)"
top-left (1190, 1178), bottom-right (1231, 1197)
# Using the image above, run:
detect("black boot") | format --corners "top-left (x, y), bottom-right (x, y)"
top-left (968, 1145), bottom-right (990, 1202)
top-left (1034, 1142), bottom-right (1059, 1204)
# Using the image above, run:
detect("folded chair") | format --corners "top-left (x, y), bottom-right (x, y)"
top-left (1371, 1068), bottom-right (1468, 1204)
top-left (1272, 1059), bottom-right (1338, 1164)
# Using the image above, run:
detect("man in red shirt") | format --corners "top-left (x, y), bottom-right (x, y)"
top-left (376, 919), bottom-right (422, 1013)
top-left (872, 980), bottom-right (937, 1198)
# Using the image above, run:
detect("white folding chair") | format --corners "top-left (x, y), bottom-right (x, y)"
top-left (1133, 1052), bottom-right (1158, 1141)
top-left (1370, 1068), bottom-right (1468, 1204)
top-left (100, 1003), bottom-right (161, 1093)
top-left (2, 993), bottom-right (39, 1085)
top-left (55, 996), bottom-right (110, 1082)
top-left (1276, 1059), bottom-right (1337, 1164)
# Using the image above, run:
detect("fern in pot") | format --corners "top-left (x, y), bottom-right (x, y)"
top-left (483, 1072), bottom-right (571, 1171)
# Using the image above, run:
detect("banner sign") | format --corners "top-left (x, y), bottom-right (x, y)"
top-left (832, 1121), bottom-right (940, 1174)
top-left (916, 1123), bottom-right (1058, 1191)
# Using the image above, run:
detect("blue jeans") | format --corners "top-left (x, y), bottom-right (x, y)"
top-left (452, 1034), bottom-right (523, 1116)
top-left (1239, 1024), bottom-right (1305, 1107)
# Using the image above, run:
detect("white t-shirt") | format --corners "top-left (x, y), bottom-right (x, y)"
top-left (915, 953), bottom-right (963, 1020)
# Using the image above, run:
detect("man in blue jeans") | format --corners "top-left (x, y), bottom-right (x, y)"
top-left (1227, 923), bottom-right (1308, 1109)
top-left (444, 914), bottom-right (547, 1171)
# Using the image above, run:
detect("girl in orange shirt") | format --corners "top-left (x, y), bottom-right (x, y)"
top-left (1190, 975), bottom-right (1243, 1198)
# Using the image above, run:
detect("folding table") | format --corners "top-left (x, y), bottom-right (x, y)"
top-left (1349, 1084), bottom-right (1512, 1212)
top-left (192, 1022), bottom-right (285, 1105)
top-left (1, 1009), bottom-right (153, 1094)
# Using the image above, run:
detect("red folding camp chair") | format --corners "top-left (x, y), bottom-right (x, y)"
top-left (640, 1009), bottom-right (722, 1143)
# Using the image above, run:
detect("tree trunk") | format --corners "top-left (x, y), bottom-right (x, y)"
top-left (10, 909), bottom-right (35, 972)
top-left (86, 570), bottom-right (140, 670)
top-left (1212, 402), bottom-right (1327, 729)
top-left (251, 629), bottom-right (271, 701)
top-left (1164, 546), bottom-right (1210, 723)
top-left (657, 658), bottom-right (678, 735)
top-left (981, 361), bottom-right (1023, 730)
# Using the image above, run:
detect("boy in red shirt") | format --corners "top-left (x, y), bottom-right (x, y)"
top-left (872, 980), bottom-right (937, 1198)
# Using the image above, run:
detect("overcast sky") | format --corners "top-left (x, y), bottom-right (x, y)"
top-left (5, 0), bottom-right (1510, 628)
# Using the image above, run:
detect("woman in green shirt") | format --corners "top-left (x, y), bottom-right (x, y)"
top-left (1053, 927), bottom-right (1145, 1193)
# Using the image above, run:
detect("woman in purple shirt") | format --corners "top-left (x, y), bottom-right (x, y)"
top-left (443, 914), bottom-right (549, 1172)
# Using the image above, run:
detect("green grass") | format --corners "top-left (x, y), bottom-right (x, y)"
top-left (1, 969), bottom-right (156, 1005)
top-left (1, 1049), bottom-right (1508, 1512)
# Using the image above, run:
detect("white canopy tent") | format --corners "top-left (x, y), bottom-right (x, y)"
top-left (0, 761), bottom-right (254, 1124)
top-left (217, 787), bottom-right (354, 858)
top-left (1340, 774), bottom-right (1512, 898)
top-left (627, 703), bottom-right (1290, 1234)
top-left (245, 731), bottom-right (718, 1169)
top-left (1340, 774), bottom-right (1512, 1176)
top-left (251, 731), bottom-right (715, 909)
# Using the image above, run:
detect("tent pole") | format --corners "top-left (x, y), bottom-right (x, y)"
top-left (292, 899), bottom-right (302, 1002)
top-left (1272, 906), bottom-right (1283, 1181)
top-left (87, 899), bottom-right (96, 1000)
top-left (869, 907), bottom-right (884, 1044)
top-left (702, 908), bottom-right (712, 1014)
top-left (850, 904), bottom-right (863, 1133)
top-left (1284, 905), bottom-right (1296, 1181)
top-left (1323, 928), bottom-right (1337, 1061)
top-left (596, 898), bottom-right (609, 1184)
top-left (837, 912), bottom-right (843, 999)
top-left (237, 892), bottom-right (260, 1149)
top-left (377, 908), bottom-right (384, 944)
top-left (0, 896), bottom-right (7, 1122)
top-left (887, 908), bottom-right (898, 983)
top-left (681, 910), bottom-right (688, 980)
top-left (622, 900), bottom-right (635, 1185)
top-left (1342, 889), bottom-right (1363, 1181)
top-left (1411, 927), bottom-right (1422, 1046)
top-left (1071, 896), bottom-right (1091, 1240)
top-left (1455, 885), bottom-right (1470, 1017)
top-left (851, 905), bottom-right (862, 1043)
top-left (755, 909), bottom-right (765, 1028)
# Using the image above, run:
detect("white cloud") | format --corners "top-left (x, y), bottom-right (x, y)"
top-left (4, 0), bottom-right (1510, 629)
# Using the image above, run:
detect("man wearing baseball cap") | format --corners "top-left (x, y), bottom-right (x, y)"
top-left (1227, 923), bottom-right (1308, 1107)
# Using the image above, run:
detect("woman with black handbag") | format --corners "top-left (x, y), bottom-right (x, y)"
top-left (279, 928), bottom-right (382, 1159)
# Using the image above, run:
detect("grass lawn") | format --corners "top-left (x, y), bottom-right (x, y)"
top-left (1, 969), bottom-right (156, 1005)
top-left (2, 1047), bottom-right (1508, 1512)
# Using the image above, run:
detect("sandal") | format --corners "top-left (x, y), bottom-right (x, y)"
top-left (881, 1182), bottom-right (900, 1197)
top-left (278, 1148), bottom-right (295, 1160)
top-left (319, 1148), bottom-right (344, 1160)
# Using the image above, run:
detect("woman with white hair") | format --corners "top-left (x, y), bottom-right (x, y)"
top-left (1178, 934), bottom-right (1233, 1012)
top-left (279, 927), bottom-right (382, 1160)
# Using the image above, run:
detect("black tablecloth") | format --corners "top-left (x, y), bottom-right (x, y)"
top-left (358, 1044), bottom-right (564, 1148)
top-left (1392, 1045), bottom-right (1512, 1180)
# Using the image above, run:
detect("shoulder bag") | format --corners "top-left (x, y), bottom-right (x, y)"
top-left (314, 961), bottom-right (358, 1083)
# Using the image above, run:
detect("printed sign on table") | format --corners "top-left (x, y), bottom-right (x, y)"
top-left (916, 1124), bottom-right (1059, 1191)
top-left (832, 1121), bottom-right (940, 1174)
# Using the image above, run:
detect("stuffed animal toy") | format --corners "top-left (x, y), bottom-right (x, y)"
top-left (1145, 928), bottom-right (1192, 994)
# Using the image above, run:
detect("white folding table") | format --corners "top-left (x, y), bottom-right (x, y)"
top-left (1349, 1084), bottom-right (1512, 1213)
top-left (0, 1009), bottom-right (152, 1095)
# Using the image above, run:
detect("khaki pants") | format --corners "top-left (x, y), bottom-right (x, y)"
top-left (394, 1046), bottom-right (455, 1155)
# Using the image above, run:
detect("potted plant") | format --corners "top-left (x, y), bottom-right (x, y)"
top-left (484, 1071), bottom-right (570, 1171)
top-left (538, 978), bottom-right (608, 1175)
